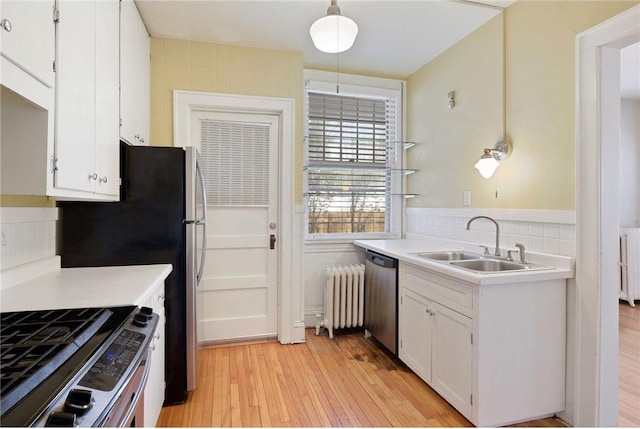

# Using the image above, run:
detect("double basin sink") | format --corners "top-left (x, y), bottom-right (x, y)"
top-left (412, 251), bottom-right (552, 273)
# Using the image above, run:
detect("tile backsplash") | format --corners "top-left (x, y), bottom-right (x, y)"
top-left (1, 208), bottom-right (58, 270)
top-left (406, 208), bottom-right (576, 257)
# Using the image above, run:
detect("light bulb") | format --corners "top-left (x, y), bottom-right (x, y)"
top-left (474, 156), bottom-right (500, 179)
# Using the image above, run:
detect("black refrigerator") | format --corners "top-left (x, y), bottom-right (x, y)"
top-left (59, 142), bottom-right (207, 405)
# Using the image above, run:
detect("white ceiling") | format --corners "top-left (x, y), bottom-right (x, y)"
top-left (135, 0), bottom-right (510, 78)
top-left (136, 0), bottom-right (639, 96)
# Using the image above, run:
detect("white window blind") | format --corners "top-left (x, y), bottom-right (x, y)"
top-left (200, 119), bottom-right (269, 206)
top-left (305, 91), bottom-right (400, 236)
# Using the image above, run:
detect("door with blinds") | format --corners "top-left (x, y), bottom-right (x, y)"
top-left (191, 110), bottom-right (279, 342)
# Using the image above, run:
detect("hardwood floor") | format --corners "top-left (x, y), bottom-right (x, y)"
top-left (157, 330), bottom-right (563, 427)
top-left (619, 302), bottom-right (640, 427)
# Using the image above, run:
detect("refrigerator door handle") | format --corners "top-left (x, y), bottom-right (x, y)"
top-left (195, 156), bottom-right (207, 286)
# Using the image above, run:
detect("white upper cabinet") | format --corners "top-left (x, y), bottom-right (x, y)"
top-left (54, 0), bottom-right (120, 199)
top-left (0, 1), bottom-right (55, 197)
top-left (120, 0), bottom-right (150, 146)
top-left (0, 1), bottom-right (55, 91)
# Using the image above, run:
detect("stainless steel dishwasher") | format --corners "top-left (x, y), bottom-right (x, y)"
top-left (364, 249), bottom-right (398, 355)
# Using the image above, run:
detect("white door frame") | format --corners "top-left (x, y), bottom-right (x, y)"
top-left (173, 90), bottom-right (299, 344)
top-left (575, 5), bottom-right (639, 426)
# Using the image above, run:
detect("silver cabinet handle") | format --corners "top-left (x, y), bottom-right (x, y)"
top-left (99, 176), bottom-right (108, 183)
top-left (1, 19), bottom-right (12, 32)
top-left (89, 173), bottom-right (98, 180)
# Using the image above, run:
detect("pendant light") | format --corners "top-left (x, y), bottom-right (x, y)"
top-left (310, 0), bottom-right (358, 54)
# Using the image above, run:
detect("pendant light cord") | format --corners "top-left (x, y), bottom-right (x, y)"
top-left (336, 18), bottom-right (340, 94)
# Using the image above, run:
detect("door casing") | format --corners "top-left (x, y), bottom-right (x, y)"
top-left (174, 90), bottom-right (302, 344)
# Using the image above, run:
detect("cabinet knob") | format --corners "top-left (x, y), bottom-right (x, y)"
top-left (140, 137), bottom-right (145, 144)
top-left (99, 176), bottom-right (108, 183)
top-left (1, 19), bottom-right (12, 32)
top-left (89, 173), bottom-right (98, 180)
top-left (134, 134), bottom-right (140, 141)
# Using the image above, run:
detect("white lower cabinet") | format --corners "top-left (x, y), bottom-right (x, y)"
top-left (398, 261), bottom-right (566, 427)
top-left (399, 288), bottom-right (433, 383)
top-left (399, 282), bottom-right (472, 419)
top-left (430, 301), bottom-right (472, 418)
top-left (144, 285), bottom-right (166, 426)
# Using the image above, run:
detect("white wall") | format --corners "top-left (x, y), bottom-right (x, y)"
top-left (303, 242), bottom-right (364, 327)
top-left (619, 98), bottom-right (640, 228)
top-left (0, 208), bottom-right (58, 271)
top-left (406, 208), bottom-right (576, 257)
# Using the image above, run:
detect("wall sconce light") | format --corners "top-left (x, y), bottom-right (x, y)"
top-left (474, 140), bottom-right (512, 179)
top-left (310, 0), bottom-right (358, 53)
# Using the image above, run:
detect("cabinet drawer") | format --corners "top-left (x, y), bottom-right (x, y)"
top-left (400, 263), bottom-right (472, 314)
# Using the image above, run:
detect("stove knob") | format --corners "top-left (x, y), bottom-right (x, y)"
top-left (139, 306), bottom-right (153, 316)
top-left (64, 388), bottom-right (94, 415)
top-left (132, 312), bottom-right (149, 327)
top-left (45, 411), bottom-right (78, 427)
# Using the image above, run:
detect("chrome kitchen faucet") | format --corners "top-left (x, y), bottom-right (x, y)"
top-left (466, 215), bottom-right (501, 257)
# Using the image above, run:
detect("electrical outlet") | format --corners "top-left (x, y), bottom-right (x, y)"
top-left (1, 231), bottom-right (7, 247)
top-left (463, 191), bottom-right (471, 207)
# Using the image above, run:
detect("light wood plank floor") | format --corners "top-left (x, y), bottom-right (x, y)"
top-left (619, 302), bottom-right (640, 427)
top-left (157, 330), bottom-right (564, 427)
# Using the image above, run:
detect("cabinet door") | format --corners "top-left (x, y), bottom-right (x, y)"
top-left (399, 288), bottom-right (432, 383)
top-left (431, 301), bottom-right (472, 417)
top-left (54, 0), bottom-right (96, 193)
top-left (144, 286), bottom-right (166, 426)
top-left (0, 1), bottom-right (55, 88)
top-left (119, 0), bottom-right (150, 146)
top-left (94, 0), bottom-right (120, 196)
top-left (119, 0), bottom-right (137, 145)
top-left (144, 307), bottom-right (166, 426)
top-left (137, 14), bottom-right (150, 146)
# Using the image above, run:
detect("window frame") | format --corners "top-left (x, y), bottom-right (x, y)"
top-left (303, 69), bottom-right (406, 241)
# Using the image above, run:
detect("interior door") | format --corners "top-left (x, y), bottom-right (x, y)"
top-left (191, 110), bottom-right (279, 342)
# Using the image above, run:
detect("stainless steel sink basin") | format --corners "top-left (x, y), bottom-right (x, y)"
top-left (414, 251), bottom-right (482, 261)
top-left (450, 259), bottom-right (527, 272)
top-left (412, 249), bottom-right (554, 273)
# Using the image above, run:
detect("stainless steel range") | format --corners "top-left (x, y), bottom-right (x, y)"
top-left (0, 306), bottom-right (158, 427)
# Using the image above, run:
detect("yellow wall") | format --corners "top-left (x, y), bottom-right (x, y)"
top-left (0, 195), bottom-right (54, 207)
top-left (406, 1), bottom-right (637, 210)
top-left (149, 38), bottom-right (305, 201)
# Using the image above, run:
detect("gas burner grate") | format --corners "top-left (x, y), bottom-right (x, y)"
top-left (0, 308), bottom-right (113, 415)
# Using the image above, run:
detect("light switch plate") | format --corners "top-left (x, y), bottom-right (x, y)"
top-left (463, 190), bottom-right (471, 207)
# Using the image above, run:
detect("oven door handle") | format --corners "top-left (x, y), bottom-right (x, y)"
top-left (117, 347), bottom-right (153, 427)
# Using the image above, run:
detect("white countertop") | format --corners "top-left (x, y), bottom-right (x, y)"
top-left (0, 257), bottom-right (173, 312)
top-left (354, 236), bottom-right (575, 285)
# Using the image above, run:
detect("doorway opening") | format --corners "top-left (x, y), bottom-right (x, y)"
top-left (575, 5), bottom-right (639, 426)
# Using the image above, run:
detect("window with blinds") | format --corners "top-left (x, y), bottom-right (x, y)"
top-left (305, 91), bottom-right (401, 237)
